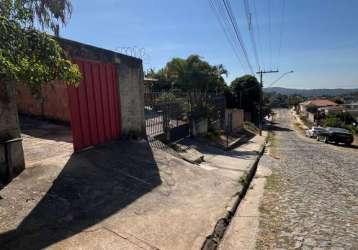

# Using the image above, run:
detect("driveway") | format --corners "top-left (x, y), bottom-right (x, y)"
top-left (256, 109), bottom-right (358, 249)
top-left (20, 115), bottom-right (73, 167)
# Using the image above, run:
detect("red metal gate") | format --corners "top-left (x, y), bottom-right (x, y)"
top-left (67, 59), bottom-right (121, 151)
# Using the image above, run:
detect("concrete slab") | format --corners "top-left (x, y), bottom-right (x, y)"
top-left (0, 139), bottom-right (242, 250)
top-left (20, 116), bottom-right (73, 167)
top-left (0, 122), bottom-right (267, 250)
top-left (219, 163), bottom-right (272, 250)
top-left (178, 133), bottom-right (267, 181)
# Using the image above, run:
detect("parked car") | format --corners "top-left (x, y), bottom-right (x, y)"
top-left (305, 127), bottom-right (326, 138)
top-left (317, 127), bottom-right (354, 146)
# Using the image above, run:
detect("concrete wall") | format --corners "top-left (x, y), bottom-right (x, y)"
top-left (0, 81), bottom-right (25, 182)
top-left (225, 109), bottom-right (244, 132)
top-left (117, 64), bottom-right (146, 136)
top-left (308, 112), bottom-right (315, 123)
top-left (1, 38), bottom-right (145, 181)
top-left (59, 38), bottom-right (145, 137)
top-left (15, 38), bottom-right (145, 137)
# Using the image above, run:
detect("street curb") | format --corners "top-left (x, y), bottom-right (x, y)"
top-left (201, 135), bottom-right (268, 250)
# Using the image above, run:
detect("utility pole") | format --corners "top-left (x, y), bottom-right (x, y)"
top-left (256, 70), bottom-right (279, 136)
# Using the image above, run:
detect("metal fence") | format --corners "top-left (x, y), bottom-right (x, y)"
top-left (144, 90), bottom-right (190, 142)
top-left (144, 89), bottom-right (227, 143)
top-left (207, 95), bottom-right (226, 131)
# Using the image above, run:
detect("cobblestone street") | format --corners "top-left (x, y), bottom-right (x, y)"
top-left (256, 109), bottom-right (358, 250)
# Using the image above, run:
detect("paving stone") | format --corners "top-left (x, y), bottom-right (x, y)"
top-left (256, 109), bottom-right (358, 250)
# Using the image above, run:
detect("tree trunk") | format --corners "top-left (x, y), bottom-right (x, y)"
top-left (0, 80), bottom-right (25, 182)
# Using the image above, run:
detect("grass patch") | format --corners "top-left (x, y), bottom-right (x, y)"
top-left (256, 169), bottom-right (284, 249)
top-left (267, 131), bottom-right (279, 157)
top-left (293, 122), bottom-right (305, 134)
top-left (299, 115), bottom-right (313, 128)
top-left (239, 172), bottom-right (248, 185)
top-left (264, 170), bottom-right (281, 191)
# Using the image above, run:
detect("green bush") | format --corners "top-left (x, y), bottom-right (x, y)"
top-left (322, 113), bottom-right (357, 134)
top-left (344, 125), bottom-right (358, 134)
top-left (156, 92), bottom-right (177, 103)
top-left (323, 116), bottom-right (344, 128)
top-left (306, 104), bottom-right (318, 114)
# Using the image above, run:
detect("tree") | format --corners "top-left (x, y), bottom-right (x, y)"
top-left (288, 94), bottom-right (305, 108)
top-left (145, 68), bottom-right (172, 92)
top-left (230, 75), bottom-right (261, 122)
top-left (149, 55), bottom-right (227, 94)
top-left (1, 0), bottom-right (80, 179)
top-left (331, 97), bottom-right (344, 105)
top-left (147, 55), bottom-right (228, 119)
top-left (0, 0), bottom-right (81, 94)
top-left (264, 92), bottom-right (289, 108)
top-left (322, 112), bottom-right (356, 132)
top-left (224, 84), bottom-right (236, 109)
top-left (306, 104), bottom-right (318, 114)
top-left (24, 0), bottom-right (72, 35)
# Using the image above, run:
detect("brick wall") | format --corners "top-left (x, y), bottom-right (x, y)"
top-left (16, 81), bottom-right (71, 122)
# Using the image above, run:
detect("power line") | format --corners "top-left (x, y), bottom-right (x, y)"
top-left (222, 0), bottom-right (254, 75)
top-left (207, 0), bottom-right (255, 75)
top-left (252, 0), bottom-right (266, 71)
top-left (208, 0), bottom-right (246, 73)
top-left (243, 0), bottom-right (261, 71)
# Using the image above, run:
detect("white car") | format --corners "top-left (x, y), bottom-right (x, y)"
top-left (305, 127), bottom-right (326, 138)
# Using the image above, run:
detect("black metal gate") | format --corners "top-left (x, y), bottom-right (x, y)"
top-left (144, 90), bottom-right (190, 142)
top-left (208, 95), bottom-right (226, 131)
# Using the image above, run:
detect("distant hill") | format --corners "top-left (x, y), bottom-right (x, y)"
top-left (264, 87), bottom-right (358, 97)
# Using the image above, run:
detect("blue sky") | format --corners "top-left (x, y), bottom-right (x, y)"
top-left (62, 0), bottom-right (358, 89)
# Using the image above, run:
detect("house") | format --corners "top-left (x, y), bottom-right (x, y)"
top-left (319, 102), bottom-right (358, 123)
top-left (343, 103), bottom-right (358, 121)
top-left (299, 99), bottom-right (338, 114)
top-left (318, 105), bottom-right (344, 116)
top-left (299, 99), bottom-right (338, 123)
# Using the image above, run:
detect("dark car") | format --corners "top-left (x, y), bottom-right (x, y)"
top-left (317, 127), bottom-right (354, 146)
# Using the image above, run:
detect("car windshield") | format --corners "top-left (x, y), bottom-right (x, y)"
top-left (312, 127), bottom-right (325, 131)
top-left (327, 127), bottom-right (350, 133)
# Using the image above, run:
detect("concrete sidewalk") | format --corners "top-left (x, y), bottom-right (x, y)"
top-left (0, 133), bottom-right (266, 250)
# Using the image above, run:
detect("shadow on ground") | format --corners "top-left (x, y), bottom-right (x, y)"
top-left (0, 140), bottom-right (161, 250)
top-left (178, 136), bottom-right (259, 160)
top-left (268, 124), bottom-right (293, 132)
top-left (20, 115), bottom-right (72, 143)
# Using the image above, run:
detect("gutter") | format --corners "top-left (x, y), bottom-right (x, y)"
top-left (201, 137), bottom-right (267, 250)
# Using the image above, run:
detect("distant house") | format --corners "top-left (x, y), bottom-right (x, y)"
top-left (299, 99), bottom-right (338, 122)
top-left (318, 105), bottom-right (344, 116)
top-left (299, 99), bottom-right (338, 113)
top-left (144, 77), bottom-right (158, 92)
top-left (344, 102), bottom-right (358, 122)
top-left (319, 102), bottom-right (358, 123)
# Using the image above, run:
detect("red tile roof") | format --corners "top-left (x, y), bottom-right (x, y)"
top-left (301, 99), bottom-right (337, 107)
